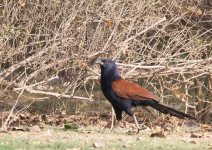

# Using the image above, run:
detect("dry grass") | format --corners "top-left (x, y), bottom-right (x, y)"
top-left (0, 126), bottom-right (211, 150)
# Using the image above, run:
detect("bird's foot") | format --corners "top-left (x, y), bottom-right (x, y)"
top-left (110, 126), bottom-right (115, 133)
top-left (109, 121), bottom-right (119, 133)
top-left (137, 126), bottom-right (147, 134)
top-left (133, 114), bottom-right (147, 134)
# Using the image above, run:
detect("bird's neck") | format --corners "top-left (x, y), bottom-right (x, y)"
top-left (101, 72), bottom-right (121, 94)
top-left (100, 68), bottom-right (121, 88)
top-left (100, 67), bottom-right (121, 105)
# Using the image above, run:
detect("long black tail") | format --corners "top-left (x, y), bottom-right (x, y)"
top-left (142, 100), bottom-right (197, 120)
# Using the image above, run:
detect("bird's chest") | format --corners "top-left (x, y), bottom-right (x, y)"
top-left (101, 85), bottom-right (116, 102)
top-left (101, 84), bottom-right (131, 108)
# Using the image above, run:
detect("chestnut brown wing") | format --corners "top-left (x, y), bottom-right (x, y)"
top-left (112, 79), bottom-right (160, 101)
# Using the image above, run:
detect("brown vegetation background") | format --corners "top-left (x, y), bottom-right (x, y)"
top-left (0, 0), bottom-right (212, 127)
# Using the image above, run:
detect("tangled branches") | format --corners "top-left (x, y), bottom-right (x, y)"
top-left (0, 0), bottom-right (211, 123)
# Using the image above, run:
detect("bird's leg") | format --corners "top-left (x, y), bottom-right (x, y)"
top-left (110, 107), bottom-right (121, 132)
top-left (110, 119), bottom-right (120, 133)
top-left (133, 114), bottom-right (146, 133)
top-left (110, 107), bottom-right (115, 131)
top-left (110, 107), bottom-right (123, 132)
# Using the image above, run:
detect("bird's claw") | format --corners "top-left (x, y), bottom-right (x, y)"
top-left (137, 126), bottom-right (147, 134)
top-left (110, 126), bottom-right (115, 133)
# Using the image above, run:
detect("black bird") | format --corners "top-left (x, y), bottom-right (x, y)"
top-left (96, 58), bottom-right (196, 132)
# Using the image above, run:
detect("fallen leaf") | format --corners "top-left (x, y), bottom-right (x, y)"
top-left (181, 137), bottom-right (197, 144)
top-left (201, 124), bottom-right (212, 131)
top-left (11, 126), bottom-right (29, 132)
top-left (37, 122), bottom-right (46, 129)
top-left (189, 140), bottom-right (197, 144)
top-left (118, 137), bottom-right (125, 141)
top-left (150, 131), bottom-right (166, 138)
top-left (122, 143), bottom-right (133, 148)
top-left (126, 130), bottom-right (136, 135)
top-left (190, 133), bottom-right (202, 138)
top-left (64, 123), bottom-right (79, 130)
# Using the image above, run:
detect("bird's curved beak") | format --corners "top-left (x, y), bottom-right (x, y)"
top-left (96, 59), bottom-right (104, 65)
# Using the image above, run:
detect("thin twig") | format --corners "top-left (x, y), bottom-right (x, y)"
top-left (3, 88), bottom-right (25, 129)
top-left (119, 17), bottom-right (167, 46)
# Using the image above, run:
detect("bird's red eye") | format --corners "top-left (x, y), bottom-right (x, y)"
top-left (104, 61), bottom-right (109, 64)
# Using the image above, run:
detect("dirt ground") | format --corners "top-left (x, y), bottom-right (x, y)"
top-left (0, 111), bottom-right (212, 150)
top-left (0, 125), bottom-right (212, 150)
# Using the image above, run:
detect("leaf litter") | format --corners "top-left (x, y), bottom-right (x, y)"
top-left (0, 108), bottom-right (211, 149)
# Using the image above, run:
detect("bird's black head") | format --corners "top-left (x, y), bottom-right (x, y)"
top-left (96, 58), bottom-right (115, 68)
top-left (96, 58), bottom-right (121, 80)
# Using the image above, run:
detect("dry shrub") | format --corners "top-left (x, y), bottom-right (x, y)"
top-left (0, 0), bottom-right (212, 122)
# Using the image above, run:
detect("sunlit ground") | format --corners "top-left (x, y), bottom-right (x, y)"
top-left (0, 125), bottom-right (211, 150)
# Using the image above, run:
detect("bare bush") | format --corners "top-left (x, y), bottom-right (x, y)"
top-left (0, 0), bottom-right (212, 124)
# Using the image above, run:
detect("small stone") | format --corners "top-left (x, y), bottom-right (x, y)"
top-left (136, 136), bottom-right (143, 141)
top-left (93, 141), bottom-right (105, 148)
